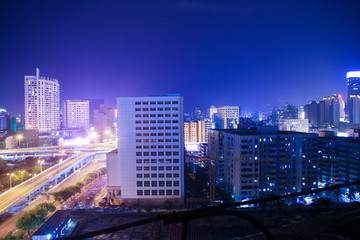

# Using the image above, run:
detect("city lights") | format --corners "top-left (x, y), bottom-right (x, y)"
top-left (7, 173), bottom-right (14, 188)
top-left (38, 159), bottom-right (45, 172)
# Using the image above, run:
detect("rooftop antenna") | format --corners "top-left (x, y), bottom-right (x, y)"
top-left (36, 67), bottom-right (40, 78)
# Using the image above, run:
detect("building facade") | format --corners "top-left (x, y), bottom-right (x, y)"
top-left (24, 68), bottom-right (60, 131)
top-left (215, 106), bottom-right (239, 129)
top-left (268, 103), bottom-right (298, 126)
top-left (63, 100), bottom-right (90, 130)
top-left (209, 128), bottom-right (318, 201)
top-left (347, 71), bottom-right (360, 124)
top-left (279, 119), bottom-right (309, 133)
top-left (107, 95), bottom-right (184, 206)
top-left (0, 109), bottom-right (7, 131)
top-left (184, 119), bottom-right (212, 144)
top-left (319, 136), bottom-right (360, 185)
top-left (304, 94), bottom-right (345, 128)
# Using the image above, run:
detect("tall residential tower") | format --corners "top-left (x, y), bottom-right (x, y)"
top-left (347, 71), bottom-right (360, 124)
top-left (63, 100), bottom-right (90, 130)
top-left (24, 68), bottom-right (60, 131)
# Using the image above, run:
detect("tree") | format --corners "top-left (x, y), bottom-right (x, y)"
top-left (0, 158), bottom-right (9, 175)
top-left (36, 202), bottom-right (56, 212)
top-left (16, 203), bottom-right (56, 237)
top-left (313, 197), bottom-right (332, 208)
top-left (53, 191), bottom-right (63, 203)
top-left (53, 185), bottom-right (81, 202)
top-left (333, 189), bottom-right (342, 203)
top-left (16, 212), bottom-right (37, 237)
top-left (0, 231), bottom-right (24, 240)
top-left (0, 232), bottom-right (16, 240)
top-left (75, 182), bottom-right (84, 188)
top-left (347, 187), bottom-right (356, 202)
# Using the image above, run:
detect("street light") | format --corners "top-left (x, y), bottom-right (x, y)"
top-left (38, 159), bottom-right (45, 172)
top-left (19, 170), bottom-right (25, 182)
top-left (7, 173), bottom-right (14, 188)
top-left (104, 129), bottom-right (110, 142)
top-left (89, 132), bottom-right (97, 143)
top-left (58, 159), bottom-right (63, 172)
top-left (17, 134), bottom-right (23, 149)
top-left (77, 169), bottom-right (81, 180)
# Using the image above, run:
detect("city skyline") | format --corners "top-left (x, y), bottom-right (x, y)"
top-left (1, 1), bottom-right (360, 114)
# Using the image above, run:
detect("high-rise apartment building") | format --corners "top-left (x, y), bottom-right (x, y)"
top-left (63, 100), bottom-right (90, 130)
top-left (347, 71), bottom-right (360, 124)
top-left (88, 99), bottom-right (105, 127)
top-left (107, 95), bottom-right (184, 206)
top-left (318, 97), bottom-right (331, 126)
top-left (318, 136), bottom-right (360, 185)
top-left (0, 109), bottom-right (7, 131)
top-left (209, 127), bottom-right (318, 201)
top-left (268, 103), bottom-right (298, 126)
top-left (216, 106), bottom-right (239, 129)
top-left (304, 101), bottom-right (318, 127)
top-left (209, 105), bottom-right (218, 120)
top-left (330, 94), bottom-right (345, 126)
top-left (304, 94), bottom-right (345, 128)
top-left (24, 68), bottom-right (60, 131)
top-left (184, 119), bottom-right (212, 144)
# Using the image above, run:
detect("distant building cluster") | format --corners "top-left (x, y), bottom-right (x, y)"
top-left (179, 70), bottom-right (360, 204)
top-left (2, 67), bottom-right (360, 208)
top-left (0, 68), bottom-right (117, 150)
top-left (304, 94), bottom-right (345, 128)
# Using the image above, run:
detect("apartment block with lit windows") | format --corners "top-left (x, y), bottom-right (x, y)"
top-left (184, 119), bottom-right (212, 144)
top-left (209, 127), bottom-right (318, 201)
top-left (63, 99), bottom-right (90, 130)
top-left (24, 68), bottom-right (60, 131)
top-left (107, 95), bottom-right (184, 206)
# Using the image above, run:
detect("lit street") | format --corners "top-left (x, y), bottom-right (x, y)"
top-left (0, 144), bottom-right (114, 214)
top-left (0, 154), bottom-right (107, 237)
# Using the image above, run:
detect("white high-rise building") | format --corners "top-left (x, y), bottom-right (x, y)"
top-left (217, 106), bottom-right (239, 129)
top-left (107, 95), bottom-right (184, 206)
top-left (63, 100), bottom-right (90, 130)
top-left (24, 68), bottom-right (60, 131)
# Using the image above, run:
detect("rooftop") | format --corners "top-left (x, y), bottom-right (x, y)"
top-left (32, 210), bottom-right (71, 236)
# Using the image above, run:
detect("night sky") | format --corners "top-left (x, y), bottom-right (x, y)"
top-left (1, 0), bottom-right (360, 115)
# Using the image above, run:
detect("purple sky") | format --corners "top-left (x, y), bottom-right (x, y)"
top-left (1, 0), bottom-right (360, 115)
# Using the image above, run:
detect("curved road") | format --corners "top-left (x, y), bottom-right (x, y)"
top-left (0, 152), bottom-right (101, 213)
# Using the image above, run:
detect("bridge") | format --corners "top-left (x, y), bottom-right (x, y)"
top-left (0, 146), bottom-right (115, 214)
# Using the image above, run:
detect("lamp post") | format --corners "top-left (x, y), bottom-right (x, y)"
top-left (58, 159), bottom-right (63, 172)
top-left (38, 159), bottom-right (45, 172)
top-left (61, 150), bottom-right (65, 161)
top-left (89, 132), bottom-right (97, 143)
top-left (20, 170), bottom-right (25, 183)
top-left (17, 134), bottom-right (23, 149)
top-left (104, 129), bottom-right (110, 142)
top-left (7, 173), bottom-right (14, 188)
